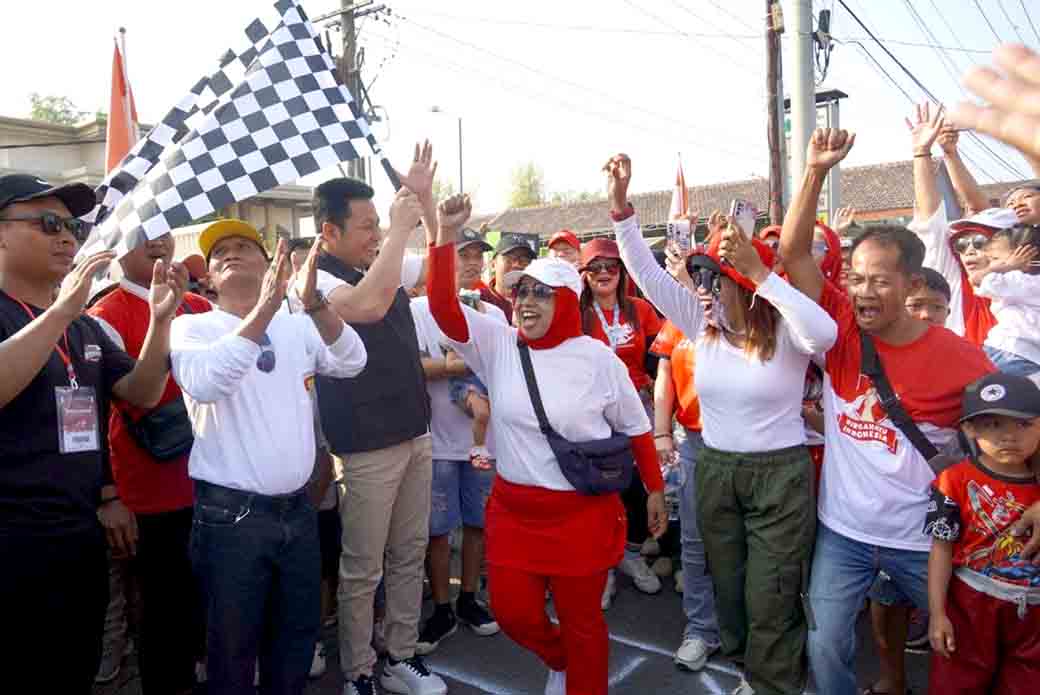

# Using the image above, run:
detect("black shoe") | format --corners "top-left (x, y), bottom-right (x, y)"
top-left (344, 673), bottom-right (376, 695)
top-left (456, 596), bottom-right (500, 637)
top-left (416, 606), bottom-right (457, 655)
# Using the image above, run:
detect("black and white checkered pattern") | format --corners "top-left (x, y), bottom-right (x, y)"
top-left (80, 0), bottom-right (384, 257)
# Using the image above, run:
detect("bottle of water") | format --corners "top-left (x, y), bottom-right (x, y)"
top-left (661, 450), bottom-right (684, 522)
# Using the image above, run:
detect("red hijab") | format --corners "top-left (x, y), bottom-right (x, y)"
top-left (518, 286), bottom-right (583, 350)
top-left (759, 222), bottom-right (842, 285)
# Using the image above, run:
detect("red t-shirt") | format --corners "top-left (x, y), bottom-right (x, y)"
top-left (89, 286), bottom-right (211, 514)
top-left (479, 281), bottom-right (513, 325)
top-left (584, 297), bottom-right (662, 391)
top-left (926, 458), bottom-right (1040, 588)
top-left (651, 321), bottom-right (701, 431)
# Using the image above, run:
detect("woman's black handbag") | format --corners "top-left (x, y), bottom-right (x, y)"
top-left (517, 341), bottom-right (634, 495)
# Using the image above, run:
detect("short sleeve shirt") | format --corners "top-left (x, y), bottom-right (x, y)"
top-left (925, 458), bottom-right (1040, 588)
top-left (584, 298), bottom-right (663, 391)
top-left (0, 290), bottom-right (135, 536)
top-left (650, 321), bottom-right (701, 431)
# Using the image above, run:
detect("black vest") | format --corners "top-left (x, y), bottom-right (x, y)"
top-left (315, 254), bottom-right (430, 454)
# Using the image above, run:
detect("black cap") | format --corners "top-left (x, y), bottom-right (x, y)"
top-left (687, 252), bottom-right (722, 274)
top-left (0, 174), bottom-right (96, 217)
top-left (456, 227), bottom-right (493, 253)
top-left (494, 232), bottom-right (539, 258)
top-left (960, 372), bottom-right (1040, 423)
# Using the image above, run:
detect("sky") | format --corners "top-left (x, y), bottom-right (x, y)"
top-left (3, 0), bottom-right (1038, 216)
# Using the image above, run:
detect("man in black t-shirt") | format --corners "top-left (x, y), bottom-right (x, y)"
top-left (0, 174), bottom-right (187, 694)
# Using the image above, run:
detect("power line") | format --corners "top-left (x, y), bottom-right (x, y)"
top-left (997, 0), bottom-right (1028, 44)
top-left (664, 0), bottom-right (761, 47)
top-left (1023, 0), bottom-right (1040, 44)
top-left (974, 0), bottom-right (1005, 43)
top-left (926, 0), bottom-right (978, 66)
top-left (900, 0), bottom-right (965, 88)
top-left (697, 0), bottom-right (760, 35)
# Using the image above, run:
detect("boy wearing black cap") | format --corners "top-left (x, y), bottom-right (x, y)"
top-left (925, 373), bottom-right (1040, 695)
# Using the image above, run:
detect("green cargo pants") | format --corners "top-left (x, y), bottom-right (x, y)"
top-left (695, 444), bottom-right (815, 695)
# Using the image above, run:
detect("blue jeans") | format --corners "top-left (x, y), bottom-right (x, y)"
top-left (430, 459), bottom-right (495, 536)
top-left (191, 481), bottom-right (320, 695)
top-left (984, 345), bottom-right (1040, 377)
top-left (677, 429), bottom-right (720, 647)
top-left (807, 523), bottom-right (929, 695)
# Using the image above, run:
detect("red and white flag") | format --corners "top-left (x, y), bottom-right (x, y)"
top-left (105, 33), bottom-right (139, 173)
top-left (669, 155), bottom-right (688, 219)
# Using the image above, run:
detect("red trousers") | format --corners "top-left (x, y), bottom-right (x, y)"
top-left (929, 576), bottom-right (1040, 695)
top-left (488, 564), bottom-right (609, 695)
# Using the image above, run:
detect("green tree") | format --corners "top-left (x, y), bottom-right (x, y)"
top-left (29, 93), bottom-right (91, 125)
top-left (548, 190), bottom-right (598, 205)
top-left (508, 161), bottom-right (544, 208)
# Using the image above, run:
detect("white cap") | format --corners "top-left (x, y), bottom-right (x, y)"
top-left (950, 207), bottom-right (1018, 231)
top-left (504, 257), bottom-right (583, 298)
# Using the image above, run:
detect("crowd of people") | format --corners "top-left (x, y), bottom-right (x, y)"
top-left (3, 41), bottom-right (1040, 695)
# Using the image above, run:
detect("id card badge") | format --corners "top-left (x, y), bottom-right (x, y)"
top-left (55, 386), bottom-right (100, 454)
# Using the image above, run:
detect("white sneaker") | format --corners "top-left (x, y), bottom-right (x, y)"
top-left (651, 556), bottom-right (673, 578)
top-left (544, 669), bottom-right (566, 695)
top-left (619, 554), bottom-right (662, 594)
top-left (674, 569), bottom-right (685, 594)
top-left (674, 637), bottom-right (716, 672)
top-left (601, 569), bottom-right (618, 610)
top-left (731, 678), bottom-right (755, 695)
top-left (309, 640), bottom-right (327, 679)
top-left (381, 655), bottom-right (448, 695)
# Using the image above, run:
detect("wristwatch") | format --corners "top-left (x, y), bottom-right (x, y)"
top-left (304, 290), bottom-right (329, 315)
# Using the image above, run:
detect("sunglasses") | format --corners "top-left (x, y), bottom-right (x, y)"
top-left (690, 268), bottom-right (722, 296)
top-left (512, 283), bottom-right (555, 302)
top-left (256, 333), bottom-right (276, 373)
top-left (954, 234), bottom-right (989, 253)
top-left (763, 238), bottom-right (780, 250)
top-left (584, 260), bottom-right (621, 275)
top-left (811, 239), bottom-right (830, 259)
top-left (0, 212), bottom-right (90, 243)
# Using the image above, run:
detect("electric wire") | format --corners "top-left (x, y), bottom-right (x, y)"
top-left (996, 0), bottom-right (1028, 45)
top-left (974, 0), bottom-right (1006, 43)
top-left (1023, 0), bottom-right (1040, 44)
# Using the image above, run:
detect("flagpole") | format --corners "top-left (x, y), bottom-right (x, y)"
top-left (118, 28), bottom-right (135, 148)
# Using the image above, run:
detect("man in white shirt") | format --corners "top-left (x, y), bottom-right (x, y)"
top-left (170, 220), bottom-right (366, 695)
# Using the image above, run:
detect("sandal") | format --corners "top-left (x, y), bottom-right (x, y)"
top-left (469, 446), bottom-right (494, 471)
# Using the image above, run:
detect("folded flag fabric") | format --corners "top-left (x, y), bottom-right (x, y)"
top-left (80, 0), bottom-right (385, 258)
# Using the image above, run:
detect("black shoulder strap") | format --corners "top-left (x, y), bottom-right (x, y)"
top-left (517, 341), bottom-right (553, 436)
top-left (859, 331), bottom-right (939, 461)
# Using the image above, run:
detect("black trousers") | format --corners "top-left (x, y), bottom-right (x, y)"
top-left (621, 468), bottom-right (649, 545)
top-left (135, 506), bottom-right (204, 695)
top-left (1, 525), bottom-right (108, 694)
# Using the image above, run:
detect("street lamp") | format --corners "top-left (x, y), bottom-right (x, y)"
top-left (430, 106), bottom-right (462, 195)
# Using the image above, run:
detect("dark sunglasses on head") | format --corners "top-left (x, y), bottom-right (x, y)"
top-left (690, 268), bottom-right (722, 296)
top-left (0, 212), bottom-right (90, 243)
top-left (584, 260), bottom-right (621, 275)
top-left (512, 283), bottom-right (555, 302)
top-left (256, 333), bottom-right (276, 373)
top-left (954, 234), bottom-right (989, 254)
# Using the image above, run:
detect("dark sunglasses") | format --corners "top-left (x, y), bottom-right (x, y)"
top-left (954, 234), bottom-right (988, 253)
top-left (512, 283), bottom-right (555, 302)
top-left (584, 260), bottom-right (621, 275)
top-left (690, 268), bottom-right (722, 296)
top-left (256, 333), bottom-right (276, 373)
top-left (0, 212), bottom-right (90, 243)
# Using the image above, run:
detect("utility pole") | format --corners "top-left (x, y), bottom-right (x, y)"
top-left (787, 0), bottom-right (815, 192)
top-left (340, 0), bottom-right (366, 182)
top-left (765, 2), bottom-right (785, 225)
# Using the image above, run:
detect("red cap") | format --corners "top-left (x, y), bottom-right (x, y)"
top-left (182, 254), bottom-right (207, 281)
top-left (548, 229), bottom-right (580, 251)
top-left (705, 234), bottom-right (775, 292)
top-left (580, 237), bottom-right (621, 269)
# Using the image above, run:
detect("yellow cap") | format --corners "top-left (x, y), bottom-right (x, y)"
top-left (198, 219), bottom-right (266, 260)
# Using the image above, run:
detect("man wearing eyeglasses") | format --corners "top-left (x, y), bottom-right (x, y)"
top-left (168, 220), bottom-right (367, 695)
top-left (0, 173), bottom-right (188, 694)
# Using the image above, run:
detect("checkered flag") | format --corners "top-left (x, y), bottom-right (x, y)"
top-left (80, 0), bottom-right (387, 257)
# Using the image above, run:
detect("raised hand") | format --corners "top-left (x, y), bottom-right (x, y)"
top-left (991, 244), bottom-right (1039, 274)
top-left (665, 243), bottom-right (694, 292)
top-left (718, 220), bottom-right (769, 285)
top-left (52, 251), bottom-right (117, 320)
top-left (294, 237), bottom-right (327, 311)
top-left (438, 193), bottom-right (473, 233)
top-left (937, 123), bottom-right (960, 155)
top-left (149, 259), bottom-right (189, 323)
top-left (905, 102), bottom-right (945, 155)
top-left (806, 128), bottom-right (856, 173)
top-left (394, 140), bottom-right (437, 206)
top-left (603, 153), bottom-right (632, 212)
top-left (950, 44), bottom-right (1040, 165)
top-left (706, 210), bottom-right (726, 243)
top-left (258, 238), bottom-right (291, 312)
top-left (833, 206), bottom-right (857, 234)
top-left (388, 186), bottom-right (424, 236)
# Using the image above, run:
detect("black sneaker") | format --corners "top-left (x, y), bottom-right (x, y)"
top-left (456, 596), bottom-right (500, 637)
top-left (415, 606), bottom-right (457, 655)
top-left (343, 673), bottom-right (376, 695)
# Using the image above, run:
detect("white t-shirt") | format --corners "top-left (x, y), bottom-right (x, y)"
top-left (170, 308), bottom-right (367, 495)
top-left (287, 253), bottom-right (425, 313)
top-left (975, 270), bottom-right (1040, 365)
top-left (410, 296), bottom-right (507, 461)
top-left (443, 308), bottom-right (651, 491)
top-left (614, 214), bottom-right (838, 453)
top-left (908, 206), bottom-right (967, 336)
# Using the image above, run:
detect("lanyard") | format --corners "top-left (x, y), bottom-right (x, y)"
top-left (14, 299), bottom-right (79, 389)
top-left (593, 302), bottom-right (623, 352)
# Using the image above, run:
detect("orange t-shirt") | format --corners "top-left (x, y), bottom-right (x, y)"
top-left (584, 297), bottom-right (663, 391)
top-left (650, 321), bottom-right (701, 431)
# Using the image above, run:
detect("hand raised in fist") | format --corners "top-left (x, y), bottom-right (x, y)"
top-left (806, 128), bottom-right (856, 173)
top-left (602, 153), bottom-right (632, 213)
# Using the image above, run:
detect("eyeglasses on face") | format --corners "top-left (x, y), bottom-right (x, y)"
top-left (690, 268), bottom-right (722, 296)
top-left (256, 333), bottom-right (276, 373)
top-left (512, 282), bottom-right (555, 302)
top-left (0, 212), bottom-right (90, 243)
top-left (954, 234), bottom-right (988, 254)
top-left (584, 260), bottom-right (621, 275)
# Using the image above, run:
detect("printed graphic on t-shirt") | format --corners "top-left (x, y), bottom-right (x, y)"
top-left (837, 383), bottom-right (899, 453)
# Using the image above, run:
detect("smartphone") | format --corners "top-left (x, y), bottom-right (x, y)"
top-left (666, 219), bottom-right (692, 255)
top-left (729, 199), bottom-right (757, 236)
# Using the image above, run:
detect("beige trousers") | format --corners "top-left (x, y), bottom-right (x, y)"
top-left (335, 435), bottom-right (433, 679)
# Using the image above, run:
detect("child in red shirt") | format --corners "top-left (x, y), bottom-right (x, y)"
top-left (925, 372), bottom-right (1040, 695)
